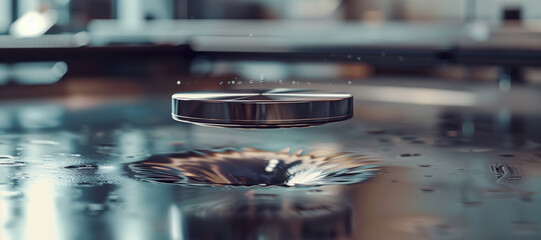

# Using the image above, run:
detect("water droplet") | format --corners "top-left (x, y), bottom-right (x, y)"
top-left (65, 164), bottom-right (98, 170)
top-left (278, 79), bottom-right (283, 84)
top-left (96, 143), bottom-right (118, 155)
top-left (107, 194), bottom-right (121, 203)
top-left (169, 141), bottom-right (184, 146)
top-left (357, 57), bottom-right (361, 61)
top-left (249, 34), bottom-right (253, 37)
top-left (462, 201), bottom-right (483, 207)
top-left (420, 188), bottom-right (435, 192)
top-left (365, 129), bottom-right (385, 135)
top-left (500, 154), bottom-right (515, 157)
top-left (401, 136), bottom-right (416, 140)
top-left (520, 191), bottom-right (536, 202)
top-left (219, 81), bottom-right (224, 85)
top-left (237, 81), bottom-right (243, 85)
top-left (127, 148), bottom-right (379, 187)
top-left (347, 54), bottom-right (352, 59)
top-left (76, 181), bottom-right (103, 187)
top-left (426, 224), bottom-right (462, 239)
top-left (176, 81), bottom-right (181, 85)
top-left (97, 143), bottom-right (116, 148)
top-left (0, 155), bottom-right (14, 160)
top-left (0, 161), bottom-right (24, 167)
top-left (57, 153), bottom-right (82, 157)
top-left (12, 172), bottom-right (29, 180)
top-left (418, 164), bottom-right (431, 168)
top-left (398, 153), bottom-right (421, 158)
top-left (84, 203), bottom-right (106, 216)
top-left (347, 81), bottom-right (352, 85)
top-left (249, 80), bottom-right (254, 84)
top-left (482, 189), bottom-right (519, 198)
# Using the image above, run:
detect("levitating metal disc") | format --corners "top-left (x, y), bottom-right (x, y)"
top-left (171, 89), bottom-right (353, 128)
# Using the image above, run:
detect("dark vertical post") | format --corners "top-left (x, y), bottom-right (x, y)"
top-left (11, 0), bottom-right (18, 22)
top-left (173, 0), bottom-right (188, 19)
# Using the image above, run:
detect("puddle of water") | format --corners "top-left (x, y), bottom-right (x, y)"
top-left (126, 147), bottom-right (379, 187)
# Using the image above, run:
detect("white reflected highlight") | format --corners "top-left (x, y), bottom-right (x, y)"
top-left (169, 205), bottom-right (183, 240)
top-left (265, 159), bottom-right (279, 172)
top-left (10, 10), bottom-right (57, 38)
top-left (12, 61), bottom-right (68, 85)
top-left (173, 93), bottom-right (259, 100)
top-left (24, 178), bottom-right (59, 240)
top-left (265, 93), bottom-right (351, 98)
top-left (353, 86), bottom-right (477, 107)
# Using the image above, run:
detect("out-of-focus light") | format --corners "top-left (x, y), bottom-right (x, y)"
top-left (100, 165), bottom-right (116, 171)
top-left (287, 0), bottom-right (341, 18)
top-left (169, 205), bottom-right (183, 240)
top-left (0, 109), bottom-right (13, 130)
top-left (354, 86), bottom-right (477, 107)
top-left (0, 64), bottom-right (9, 85)
top-left (17, 105), bottom-right (63, 129)
top-left (0, 0), bottom-right (10, 33)
top-left (467, 21), bottom-right (490, 41)
top-left (24, 178), bottom-right (59, 240)
top-left (74, 31), bottom-right (90, 46)
top-left (12, 61), bottom-right (67, 85)
top-left (237, 62), bottom-right (289, 81)
top-left (525, 20), bottom-right (541, 32)
top-left (9, 10), bottom-right (57, 38)
top-left (362, 11), bottom-right (385, 26)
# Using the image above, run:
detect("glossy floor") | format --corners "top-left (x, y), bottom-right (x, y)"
top-left (1, 84), bottom-right (541, 240)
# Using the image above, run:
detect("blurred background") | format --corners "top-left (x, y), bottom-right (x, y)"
top-left (0, 0), bottom-right (540, 100)
top-left (1, 1), bottom-right (541, 240)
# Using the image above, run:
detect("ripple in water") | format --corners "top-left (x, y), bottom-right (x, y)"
top-left (127, 147), bottom-right (379, 187)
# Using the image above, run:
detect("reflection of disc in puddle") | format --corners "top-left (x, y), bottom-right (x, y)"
top-left (181, 190), bottom-right (352, 239)
top-left (126, 147), bottom-right (379, 187)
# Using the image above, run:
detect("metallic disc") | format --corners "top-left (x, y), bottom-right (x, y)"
top-left (171, 89), bottom-right (353, 128)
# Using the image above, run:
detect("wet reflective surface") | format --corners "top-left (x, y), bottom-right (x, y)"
top-left (2, 84), bottom-right (541, 240)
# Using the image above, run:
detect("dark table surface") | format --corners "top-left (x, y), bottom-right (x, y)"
top-left (1, 79), bottom-right (541, 240)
